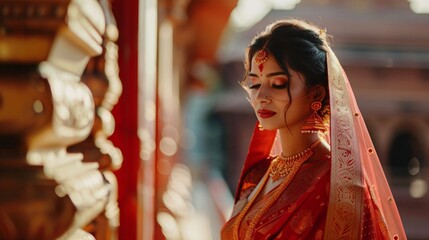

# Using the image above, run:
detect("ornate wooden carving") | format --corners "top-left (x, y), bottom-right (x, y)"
top-left (68, 0), bottom-right (122, 238)
top-left (0, 0), bottom-right (121, 239)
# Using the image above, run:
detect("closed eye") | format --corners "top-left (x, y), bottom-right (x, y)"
top-left (272, 83), bottom-right (288, 89)
top-left (249, 84), bottom-right (261, 89)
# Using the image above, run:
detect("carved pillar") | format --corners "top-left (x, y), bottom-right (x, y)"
top-left (68, 0), bottom-right (123, 239)
top-left (0, 0), bottom-right (120, 239)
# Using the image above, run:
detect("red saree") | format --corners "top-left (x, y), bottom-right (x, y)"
top-left (221, 153), bottom-right (331, 239)
top-left (221, 47), bottom-right (406, 239)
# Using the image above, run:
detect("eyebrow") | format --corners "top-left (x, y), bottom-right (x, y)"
top-left (267, 72), bottom-right (287, 78)
top-left (248, 72), bottom-right (287, 78)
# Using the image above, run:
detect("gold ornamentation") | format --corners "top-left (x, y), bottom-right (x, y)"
top-left (324, 49), bottom-right (363, 239)
top-left (302, 101), bottom-right (326, 134)
top-left (255, 49), bottom-right (268, 65)
top-left (255, 49), bottom-right (268, 73)
top-left (232, 139), bottom-right (322, 239)
top-left (270, 139), bottom-right (321, 181)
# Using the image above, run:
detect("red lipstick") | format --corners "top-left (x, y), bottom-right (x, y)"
top-left (258, 109), bottom-right (276, 118)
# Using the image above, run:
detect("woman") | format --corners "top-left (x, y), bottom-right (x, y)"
top-left (221, 19), bottom-right (406, 239)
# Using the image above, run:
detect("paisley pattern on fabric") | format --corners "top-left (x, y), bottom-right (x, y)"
top-left (290, 209), bottom-right (314, 235)
top-left (324, 49), bottom-right (364, 239)
top-left (324, 47), bottom-right (406, 239)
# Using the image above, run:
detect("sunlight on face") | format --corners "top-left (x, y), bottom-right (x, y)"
top-left (245, 52), bottom-right (313, 131)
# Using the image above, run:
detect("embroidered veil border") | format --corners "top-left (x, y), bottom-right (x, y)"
top-left (324, 47), bottom-right (406, 239)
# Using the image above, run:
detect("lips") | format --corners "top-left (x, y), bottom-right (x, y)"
top-left (258, 109), bottom-right (277, 118)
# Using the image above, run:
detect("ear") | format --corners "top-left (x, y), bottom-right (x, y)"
top-left (312, 85), bottom-right (326, 102)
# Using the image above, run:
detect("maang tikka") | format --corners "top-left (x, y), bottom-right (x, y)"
top-left (255, 48), bottom-right (268, 73)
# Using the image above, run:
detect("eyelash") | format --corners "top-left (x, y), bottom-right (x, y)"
top-left (249, 83), bottom-right (288, 89)
top-left (273, 83), bottom-right (288, 89)
top-left (249, 84), bottom-right (261, 89)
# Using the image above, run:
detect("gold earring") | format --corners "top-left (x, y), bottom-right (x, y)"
top-left (258, 123), bottom-right (264, 131)
top-left (301, 101), bottom-right (326, 133)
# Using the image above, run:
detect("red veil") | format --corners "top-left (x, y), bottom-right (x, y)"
top-left (234, 47), bottom-right (406, 239)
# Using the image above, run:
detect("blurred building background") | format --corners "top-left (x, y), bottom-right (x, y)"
top-left (1, 0), bottom-right (428, 239)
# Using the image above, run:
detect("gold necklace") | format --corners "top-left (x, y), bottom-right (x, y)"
top-left (270, 139), bottom-right (321, 181)
top-left (233, 139), bottom-right (321, 239)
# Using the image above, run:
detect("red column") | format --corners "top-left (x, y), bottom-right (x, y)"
top-left (111, 0), bottom-right (140, 239)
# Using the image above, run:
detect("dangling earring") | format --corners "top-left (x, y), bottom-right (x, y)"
top-left (258, 123), bottom-right (264, 131)
top-left (301, 101), bottom-right (326, 133)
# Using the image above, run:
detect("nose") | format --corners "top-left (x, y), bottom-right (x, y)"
top-left (255, 84), bottom-right (271, 104)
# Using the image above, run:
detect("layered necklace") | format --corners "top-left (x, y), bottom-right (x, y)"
top-left (232, 138), bottom-right (322, 240)
top-left (270, 139), bottom-right (322, 181)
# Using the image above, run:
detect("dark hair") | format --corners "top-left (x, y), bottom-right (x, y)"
top-left (242, 18), bottom-right (330, 121)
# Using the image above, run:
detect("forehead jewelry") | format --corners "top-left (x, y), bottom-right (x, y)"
top-left (255, 49), bottom-right (268, 74)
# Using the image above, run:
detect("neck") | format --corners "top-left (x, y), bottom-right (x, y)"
top-left (278, 127), bottom-right (320, 158)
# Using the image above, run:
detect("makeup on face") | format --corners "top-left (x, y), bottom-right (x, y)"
top-left (244, 51), bottom-right (315, 131)
top-left (244, 71), bottom-right (291, 103)
top-left (257, 108), bottom-right (277, 118)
